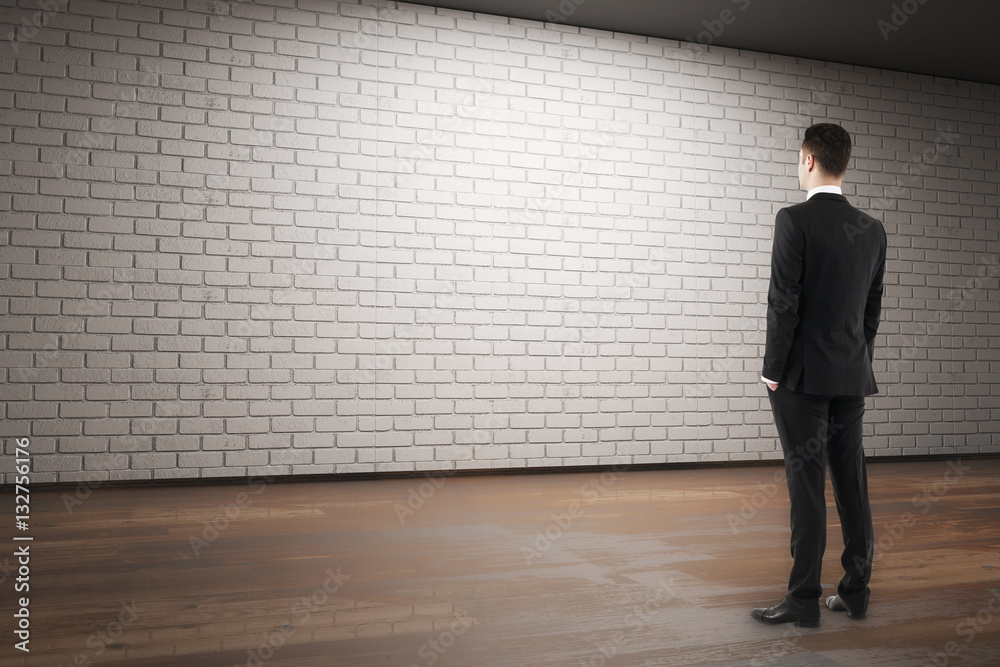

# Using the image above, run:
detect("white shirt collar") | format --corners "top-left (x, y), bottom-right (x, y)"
top-left (806, 185), bottom-right (843, 200)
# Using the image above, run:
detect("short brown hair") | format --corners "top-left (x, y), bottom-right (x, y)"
top-left (801, 123), bottom-right (852, 177)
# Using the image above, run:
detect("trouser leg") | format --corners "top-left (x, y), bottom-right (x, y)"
top-left (826, 394), bottom-right (874, 611)
top-left (768, 387), bottom-right (831, 612)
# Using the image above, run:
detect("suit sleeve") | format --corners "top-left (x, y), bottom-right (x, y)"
top-left (762, 208), bottom-right (804, 383)
top-left (864, 226), bottom-right (886, 361)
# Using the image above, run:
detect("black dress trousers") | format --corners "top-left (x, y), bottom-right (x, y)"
top-left (767, 385), bottom-right (875, 613)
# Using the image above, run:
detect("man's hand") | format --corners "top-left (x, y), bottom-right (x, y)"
top-left (766, 382), bottom-right (778, 391)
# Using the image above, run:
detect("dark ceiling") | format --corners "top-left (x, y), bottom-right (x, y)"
top-left (405, 0), bottom-right (1000, 87)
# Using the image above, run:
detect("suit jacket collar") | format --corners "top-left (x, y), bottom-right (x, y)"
top-left (808, 192), bottom-right (848, 203)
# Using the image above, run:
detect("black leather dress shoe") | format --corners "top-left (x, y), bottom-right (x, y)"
top-left (826, 595), bottom-right (866, 619)
top-left (751, 598), bottom-right (820, 627)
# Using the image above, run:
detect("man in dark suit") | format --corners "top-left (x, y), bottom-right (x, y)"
top-left (752, 123), bottom-right (886, 627)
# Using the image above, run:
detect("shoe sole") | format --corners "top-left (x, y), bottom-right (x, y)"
top-left (753, 611), bottom-right (821, 627)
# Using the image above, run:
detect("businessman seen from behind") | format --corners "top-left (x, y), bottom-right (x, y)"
top-left (753, 123), bottom-right (886, 627)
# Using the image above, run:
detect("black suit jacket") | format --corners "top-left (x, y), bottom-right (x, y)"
top-left (762, 193), bottom-right (886, 396)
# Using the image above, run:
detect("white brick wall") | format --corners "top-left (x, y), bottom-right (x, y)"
top-left (1, 0), bottom-right (999, 483)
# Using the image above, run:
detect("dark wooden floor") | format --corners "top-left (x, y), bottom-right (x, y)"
top-left (2, 458), bottom-right (999, 667)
